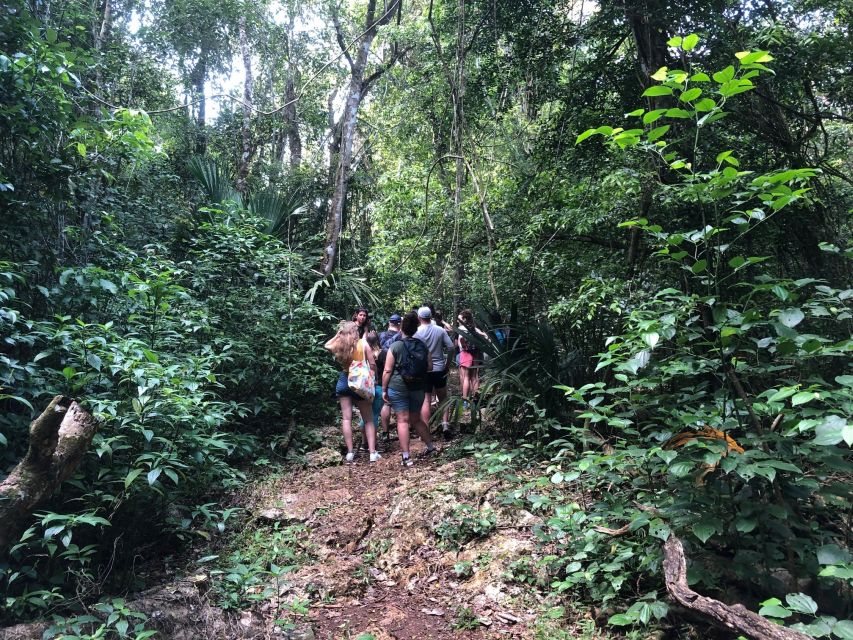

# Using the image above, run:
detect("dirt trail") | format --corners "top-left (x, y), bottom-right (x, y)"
top-left (249, 427), bottom-right (541, 640)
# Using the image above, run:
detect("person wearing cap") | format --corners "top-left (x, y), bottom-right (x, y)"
top-left (379, 313), bottom-right (403, 349)
top-left (415, 305), bottom-right (455, 440)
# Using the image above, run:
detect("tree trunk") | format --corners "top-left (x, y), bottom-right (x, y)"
top-left (323, 76), bottom-right (364, 276)
top-left (191, 57), bottom-right (207, 154)
top-left (0, 396), bottom-right (98, 553)
top-left (320, 0), bottom-right (403, 277)
top-left (663, 535), bottom-right (810, 640)
top-left (236, 15), bottom-right (255, 196)
top-left (284, 74), bottom-right (301, 169)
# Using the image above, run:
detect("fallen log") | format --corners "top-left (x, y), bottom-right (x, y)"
top-left (663, 535), bottom-right (810, 640)
top-left (0, 396), bottom-right (97, 553)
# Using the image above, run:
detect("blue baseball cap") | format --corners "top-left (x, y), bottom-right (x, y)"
top-left (389, 313), bottom-right (402, 324)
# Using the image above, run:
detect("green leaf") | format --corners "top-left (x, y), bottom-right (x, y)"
top-left (833, 620), bottom-right (853, 640)
top-left (818, 544), bottom-right (852, 565)
top-left (642, 85), bottom-right (673, 97)
top-left (124, 468), bottom-right (142, 489)
top-left (691, 259), bottom-right (707, 274)
top-left (778, 308), bottom-right (805, 328)
top-left (646, 125), bottom-right (670, 142)
top-left (768, 387), bottom-right (797, 403)
top-left (642, 332), bottom-right (660, 348)
top-left (45, 28), bottom-right (57, 43)
top-left (692, 521), bottom-right (716, 544)
top-left (680, 88), bottom-right (702, 102)
top-left (712, 66), bottom-right (735, 83)
top-left (625, 108), bottom-right (645, 117)
top-left (694, 97), bottom-right (716, 112)
top-left (651, 67), bottom-right (668, 81)
top-left (682, 34), bottom-right (699, 51)
top-left (785, 593), bottom-right (817, 616)
top-left (649, 519), bottom-right (670, 541)
top-left (86, 353), bottom-right (102, 372)
top-left (728, 256), bottom-right (746, 269)
top-left (759, 604), bottom-right (791, 619)
top-left (643, 109), bottom-right (667, 124)
top-left (791, 391), bottom-right (817, 406)
top-left (608, 613), bottom-right (636, 626)
top-left (76, 142), bottom-right (86, 157)
top-left (665, 108), bottom-right (692, 118)
top-left (666, 36), bottom-right (682, 47)
top-left (735, 517), bottom-right (756, 533)
top-left (814, 415), bottom-right (846, 446)
top-left (576, 128), bottom-right (598, 144)
top-left (147, 468), bottom-right (162, 485)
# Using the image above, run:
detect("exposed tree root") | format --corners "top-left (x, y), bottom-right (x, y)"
top-left (0, 396), bottom-right (97, 552)
top-left (663, 535), bottom-right (810, 640)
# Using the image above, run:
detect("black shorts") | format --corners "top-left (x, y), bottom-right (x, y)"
top-left (425, 369), bottom-right (448, 393)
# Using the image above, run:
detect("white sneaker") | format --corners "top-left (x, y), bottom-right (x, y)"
top-left (345, 451), bottom-right (355, 463)
top-left (369, 451), bottom-right (382, 463)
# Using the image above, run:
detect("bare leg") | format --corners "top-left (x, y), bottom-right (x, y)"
top-left (471, 368), bottom-right (481, 397)
top-left (412, 396), bottom-right (433, 448)
top-left (339, 396), bottom-right (354, 454)
top-left (421, 391), bottom-right (432, 433)
top-left (397, 410), bottom-right (411, 455)
top-left (381, 403), bottom-right (391, 433)
top-left (437, 386), bottom-right (451, 424)
top-left (460, 367), bottom-right (471, 401)
top-left (357, 399), bottom-right (376, 452)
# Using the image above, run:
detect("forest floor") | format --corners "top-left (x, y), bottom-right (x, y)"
top-left (228, 423), bottom-right (565, 640)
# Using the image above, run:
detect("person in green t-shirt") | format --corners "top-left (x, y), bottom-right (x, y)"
top-left (382, 311), bottom-right (436, 466)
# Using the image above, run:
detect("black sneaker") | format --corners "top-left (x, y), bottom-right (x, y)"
top-left (417, 446), bottom-right (439, 459)
top-left (401, 455), bottom-right (414, 467)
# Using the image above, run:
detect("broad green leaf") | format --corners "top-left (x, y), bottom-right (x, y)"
top-left (147, 468), bottom-right (162, 485)
top-left (759, 604), bottom-right (791, 619)
top-left (785, 593), bottom-right (817, 615)
top-left (642, 332), bottom-right (660, 348)
top-left (649, 519), bottom-right (670, 541)
top-left (608, 613), bottom-right (636, 626)
top-left (682, 34), bottom-right (699, 51)
top-left (692, 520), bottom-right (716, 543)
top-left (576, 129), bottom-right (599, 144)
top-left (777, 308), bottom-right (804, 328)
top-left (712, 65), bottom-right (735, 83)
top-left (735, 517), bottom-right (756, 533)
top-left (791, 391), bottom-right (817, 406)
top-left (665, 108), bottom-right (692, 118)
top-left (643, 109), bottom-right (667, 124)
top-left (642, 85), bottom-right (673, 97)
top-left (680, 88), bottom-right (702, 102)
top-left (833, 620), bottom-right (853, 640)
top-left (813, 415), bottom-right (846, 446)
top-left (666, 36), bottom-right (682, 47)
top-left (691, 259), bottom-right (707, 274)
top-left (124, 468), bottom-right (142, 489)
top-left (647, 125), bottom-right (670, 142)
top-left (651, 67), bottom-right (668, 81)
top-left (818, 544), bottom-right (852, 565)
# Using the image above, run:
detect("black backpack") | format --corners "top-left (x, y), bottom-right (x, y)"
top-left (397, 337), bottom-right (428, 386)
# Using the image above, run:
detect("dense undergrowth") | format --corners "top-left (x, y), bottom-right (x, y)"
top-left (2, 0), bottom-right (852, 636)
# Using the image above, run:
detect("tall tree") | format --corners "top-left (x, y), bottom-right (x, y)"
top-left (320, 0), bottom-right (405, 277)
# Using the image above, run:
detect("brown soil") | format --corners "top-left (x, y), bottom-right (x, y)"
top-left (247, 424), bottom-right (543, 640)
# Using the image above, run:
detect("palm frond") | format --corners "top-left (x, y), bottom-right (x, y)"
top-left (187, 156), bottom-right (242, 207)
top-left (248, 189), bottom-right (306, 238)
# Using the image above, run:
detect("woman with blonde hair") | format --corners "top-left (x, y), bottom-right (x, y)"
top-left (325, 321), bottom-right (381, 463)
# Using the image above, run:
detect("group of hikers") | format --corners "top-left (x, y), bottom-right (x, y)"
top-left (324, 304), bottom-right (493, 467)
